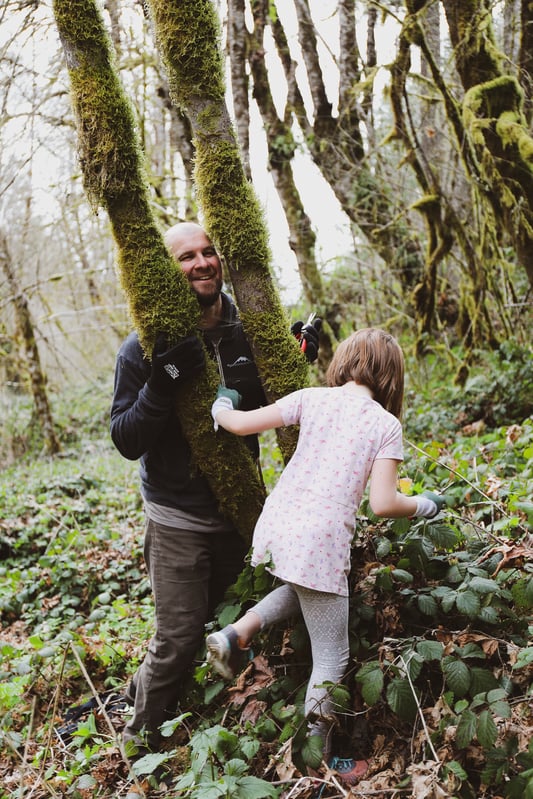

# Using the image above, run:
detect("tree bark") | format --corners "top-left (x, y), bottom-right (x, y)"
top-left (270, 0), bottom-right (426, 290)
top-left (52, 0), bottom-right (265, 544)
top-left (227, 0), bottom-right (251, 178)
top-left (0, 232), bottom-right (61, 455)
top-left (247, 0), bottom-right (334, 367)
top-left (442, 0), bottom-right (533, 290)
top-left (145, 0), bottom-right (311, 461)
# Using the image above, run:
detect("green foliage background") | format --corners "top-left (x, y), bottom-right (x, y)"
top-left (0, 343), bottom-right (532, 798)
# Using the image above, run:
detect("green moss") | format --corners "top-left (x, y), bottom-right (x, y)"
top-left (496, 112), bottom-right (533, 171)
top-left (464, 75), bottom-right (523, 121)
top-left (53, 0), bottom-right (267, 543)
top-left (146, 0), bottom-right (225, 105)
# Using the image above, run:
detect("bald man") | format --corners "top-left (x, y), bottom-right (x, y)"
top-left (110, 222), bottom-right (319, 783)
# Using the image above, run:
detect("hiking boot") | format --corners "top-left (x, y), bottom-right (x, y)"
top-left (329, 755), bottom-right (370, 785)
top-left (206, 625), bottom-right (245, 680)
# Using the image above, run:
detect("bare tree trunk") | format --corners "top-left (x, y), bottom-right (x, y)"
top-left (247, 0), bottom-right (334, 367)
top-left (0, 232), bottom-right (61, 455)
top-left (270, 0), bottom-right (426, 290)
top-left (227, 0), bottom-right (250, 178)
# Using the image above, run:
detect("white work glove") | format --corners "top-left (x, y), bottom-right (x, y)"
top-left (211, 396), bottom-right (234, 431)
top-left (414, 491), bottom-right (448, 518)
top-left (414, 495), bottom-right (438, 518)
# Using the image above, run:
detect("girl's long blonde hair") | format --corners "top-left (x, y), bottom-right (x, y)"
top-left (326, 328), bottom-right (405, 418)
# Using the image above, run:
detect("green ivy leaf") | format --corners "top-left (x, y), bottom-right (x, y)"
top-left (417, 594), bottom-right (438, 616)
top-left (456, 708), bottom-right (477, 748)
top-left (469, 667), bottom-right (499, 697)
top-left (386, 678), bottom-right (418, 721)
top-left (233, 776), bottom-right (279, 798)
top-left (375, 537), bottom-right (392, 558)
top-left (478, 605), bottom-right (500, 624)
top-left (468, 576), bottom-right (499, 594)
top-left (456, 589), bottom-right (481, 617)
top-left (301, 733), bottom-right (324, 770)
top-left (489, 700), bottom-right (511, 718)
top-left (440, 589), bottom-right (458, 612)
top-left (444, 760), bottom-right (468, 780)
top-left (476, 709), bottom-right (498, 748)
top-left (392, 568), bottom-right (414, 584)
top-left (355, 661), bottom-right (384, 706)
top-left (76, 775), bottom-right (97, 789)
top-left (513, 647), bottom-right (533, 669)
top-left (160, 712), bottom-right (192, 738)
top-left (416, 640), bottom-right (444, 661)
top-left (443, 658), bottom-right (471, 697)
top-left (427, 524), bottom-right (460, 549)
top-left (132, 751), bottom-right (169, 776)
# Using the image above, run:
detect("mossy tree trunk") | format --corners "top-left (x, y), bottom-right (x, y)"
top-left (391, 1), bottom-right (523, 348)
top-left (442, 0), bottom-right (533, 291)
top-left (0, 233), bottom-right (61, 456)
top-left (145, 0), bottom-right (311, 458)
top-left (52, 0), bottom-right (265, 544)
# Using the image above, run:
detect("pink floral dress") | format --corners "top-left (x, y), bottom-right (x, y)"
top-left (251, 383), bottom-right (404, 596)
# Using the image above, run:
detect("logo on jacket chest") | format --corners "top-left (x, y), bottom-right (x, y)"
top-left (227, 356), bottom-right (253, 369)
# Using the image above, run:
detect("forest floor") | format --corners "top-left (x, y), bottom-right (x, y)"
top-left (1, 353), bottom-right (532, 799)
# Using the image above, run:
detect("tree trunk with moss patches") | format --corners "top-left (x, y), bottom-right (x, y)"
top-left (0, 233), bottom-right (61, 456)
top-left (519, 0), bottom-right (533, 124)
top-left (227, 0), bottom-right (250, 180)
top-left (442, 0), bottom-right (533, 290)
top-left (270, 0), bottom-right (425, 291)
top-left (52, 0), bottom-right (265, 544)
top-left (145, 0), bottom-right (311, 459)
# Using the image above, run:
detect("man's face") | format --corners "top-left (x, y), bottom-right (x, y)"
top-left (168, 226), bottom-right (223, 307)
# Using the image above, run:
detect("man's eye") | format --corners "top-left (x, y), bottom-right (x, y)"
top-left (179, 254), bottom-right (193, 261)
top-left (204, 249), bottom-right (216, 257)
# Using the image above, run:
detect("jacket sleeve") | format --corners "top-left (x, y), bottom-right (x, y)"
top-left (110, 341), bottom-right (176, 461)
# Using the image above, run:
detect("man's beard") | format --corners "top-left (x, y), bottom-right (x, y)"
top-left (193, 277), bottom-right (223, 307)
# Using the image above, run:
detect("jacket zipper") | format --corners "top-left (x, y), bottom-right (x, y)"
top-left (211, 338), bottom-right (225, 386)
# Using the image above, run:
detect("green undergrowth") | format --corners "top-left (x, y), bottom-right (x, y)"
top-left (0, 346), bottom-right (532, 798)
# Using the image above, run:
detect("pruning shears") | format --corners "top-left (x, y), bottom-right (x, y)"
top-left (300, 312), bottom-right (316, 354)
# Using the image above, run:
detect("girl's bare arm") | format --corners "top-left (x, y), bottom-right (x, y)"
top-left (369, 458), bottom-right (418, 517)
top-left (215, 404), bottom-right (285, 436)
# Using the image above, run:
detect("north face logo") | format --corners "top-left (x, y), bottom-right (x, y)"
top-left (228, 356), bottom-right (253, 368)
top-left (164, 363), bottom-right (180, 380)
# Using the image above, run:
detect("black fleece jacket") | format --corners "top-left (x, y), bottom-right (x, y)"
top-left (110, 293), bottom-right (266, 516)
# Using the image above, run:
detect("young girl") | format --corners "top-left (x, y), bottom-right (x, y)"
top-left (207, 328), bottom-right (445, 783)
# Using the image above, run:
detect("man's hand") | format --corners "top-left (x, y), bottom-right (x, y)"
top-left (211, 385), bottom-right (242, 430)
top-left (291, 317), bottom-right (322, 363)
top-left (148, 334), bottom-right (205, 396)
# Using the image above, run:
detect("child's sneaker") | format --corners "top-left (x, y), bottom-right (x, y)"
top-left (329, 755), bottom-right (370, 785)
top-left (206, 625), bottom-right (244, 680)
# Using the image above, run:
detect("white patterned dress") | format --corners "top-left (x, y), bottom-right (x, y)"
top-left (250, 383), bottom-right (404, 596)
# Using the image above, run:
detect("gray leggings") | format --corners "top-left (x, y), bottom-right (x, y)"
top-left (250, 583), bottom-right (349, 732)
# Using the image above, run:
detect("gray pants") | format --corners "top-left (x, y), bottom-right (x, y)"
top-left (250, 582), bottom-right (349, 750)
top-left (123, 518), bottom-right (247, 751)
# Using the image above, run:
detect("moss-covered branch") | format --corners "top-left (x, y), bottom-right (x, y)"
top-left (52, 0), bottom-right (265, 543)
top-left (145, 0), bottom-right (311, 458)
top-left (442, 0), bottom-right (533, 290)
